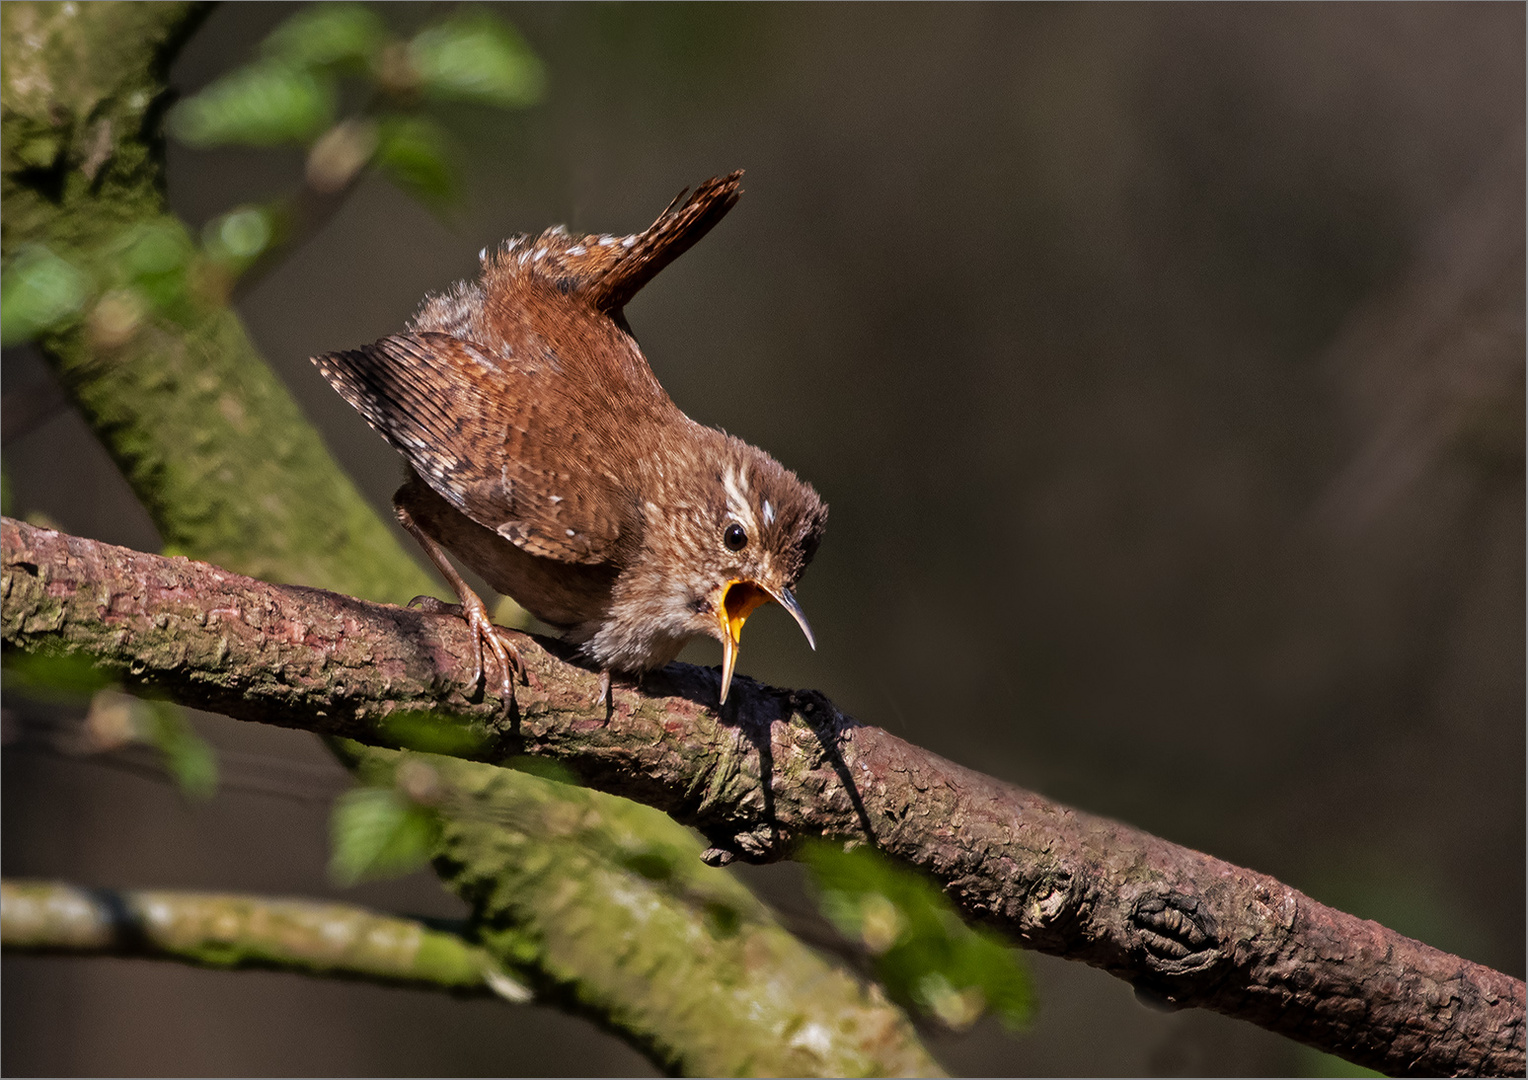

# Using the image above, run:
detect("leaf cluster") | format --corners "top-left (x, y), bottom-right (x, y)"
top-left (329, 782), bottom-right (443, 886)
top-left (802, 839), bottom-right (1034, 1032)
top-left (167, 3), bottom-right (544, 207)
top-left (0, 4), bottom-right (545, 349)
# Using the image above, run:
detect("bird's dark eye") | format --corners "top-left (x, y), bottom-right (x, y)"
top-left (723, 522), bottom-right (748, 552)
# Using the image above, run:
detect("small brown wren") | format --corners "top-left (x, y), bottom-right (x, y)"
top-left (313, 172), bottom-right (827, 708)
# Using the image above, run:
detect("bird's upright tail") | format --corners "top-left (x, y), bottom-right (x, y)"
top-left (483, 172), bottom-right (744, 316)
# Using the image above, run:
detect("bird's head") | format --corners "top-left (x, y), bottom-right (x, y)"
top-left (642, 430), bottom-right (827, 703)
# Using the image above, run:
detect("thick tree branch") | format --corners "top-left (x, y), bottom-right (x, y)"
top-left (0, 879), bottom-right (532, 1001)
top-left (5, 517), bottom-right (1522, 1078)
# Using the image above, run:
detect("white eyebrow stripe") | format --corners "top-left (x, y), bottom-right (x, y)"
top-left (721, 466), bottom-right (755, 529)
top-left (762, 499), bottom-right (775, 526)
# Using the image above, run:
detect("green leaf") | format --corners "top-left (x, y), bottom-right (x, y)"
top-left (375, 708), bottom-right (487, 758)
top-left (406, 11), bottom-right (545, 108)
top-left (142, 701), bottom-right (219, 800)
top-left (3, 651), bottom-right (116, 701)
top-left (1, 246), bottom-right (90, 345)
top-left (201, 205), bottom-right (276, 269)
top-left (107, 222), bottom-right (197, 322)
top-left (261, 3), bottom-right (388, 71)
top-left (801, 840), bottom-right (1035, 1031)
top-left (116, 221), bottom-right (194, 278)
top-left (169, 61), bottom-right (336, 147)
top-left (374, 115), bottom-right (459, 208)
top-left (329, 785), bottom-right (443, 885)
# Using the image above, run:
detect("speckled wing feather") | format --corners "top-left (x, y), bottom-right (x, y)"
top-left (313, 333), bottom-right (627, 564)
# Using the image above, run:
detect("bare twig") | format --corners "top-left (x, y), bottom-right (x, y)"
top-left (4, 516), bottom-right (1521, 1078)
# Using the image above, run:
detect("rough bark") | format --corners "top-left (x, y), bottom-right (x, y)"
top-left (5, 516), bottom-right (1523, 1078)
top-left (1, 878), bottom-right (531, 1000)
top-left (1, 4), bottom-right (944, 1075)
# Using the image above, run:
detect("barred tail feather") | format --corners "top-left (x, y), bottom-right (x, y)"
top-left (484, 172), bottom-right (744, 316)
top-left (586, 171), bottom-right (744, 312)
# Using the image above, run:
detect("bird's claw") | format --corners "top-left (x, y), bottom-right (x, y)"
top-left (412, 594), bottom-right (522, 713)
top-left (407, 595), bottom-right (456, 614)
top-left (498, 626), bottom-right (542, 691)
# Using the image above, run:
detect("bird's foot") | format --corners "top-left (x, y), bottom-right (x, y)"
top-left (409, 594), bottom-right (522, 713)
top-left (496, 625), bottom-right (542, 692)
top-left (407, 595), bottom-right (459, 616)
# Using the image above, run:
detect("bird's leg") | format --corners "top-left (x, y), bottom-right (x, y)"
top-left (395, 504), bottom-right (520, 712)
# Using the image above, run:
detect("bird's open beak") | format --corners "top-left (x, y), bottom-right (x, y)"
top-left (717, 580), bottom-right (816, 704)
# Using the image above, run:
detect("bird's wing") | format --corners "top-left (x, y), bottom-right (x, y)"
top-left (313, 332), bottom-right (636, 564)
top-left (313, 174), bottom-right (745, 564)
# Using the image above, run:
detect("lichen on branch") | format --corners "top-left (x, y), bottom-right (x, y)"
top-left (1, 878), bottom-right (530, 1000)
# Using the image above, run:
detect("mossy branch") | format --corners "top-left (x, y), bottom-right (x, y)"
top-left (5, 516), bottom-right (1524, 1079)
top-left (1, 878), bottom-right (531, 1001)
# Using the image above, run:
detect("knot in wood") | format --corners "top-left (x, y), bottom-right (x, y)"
top-left (1131, 892), bottom-right (1221, 976)
top-left (697, 822), bottom-right (787, 867)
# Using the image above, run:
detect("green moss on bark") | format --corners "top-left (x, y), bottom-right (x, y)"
top-left (424, 753), bottom-right (941, 1077)
top-left (1, 880), bottom-right (511, 993)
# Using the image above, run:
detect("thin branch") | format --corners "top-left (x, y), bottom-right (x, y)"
top-left (0, 878), bottom-right (533, 1001)
top-left (4, 517), bottom-right (1521, 1078)
top-left (3, 734), bottom-right (346, 805)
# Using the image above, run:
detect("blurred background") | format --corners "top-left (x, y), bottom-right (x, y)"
top-left (3, 2), bottom-right (1522, 1075)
